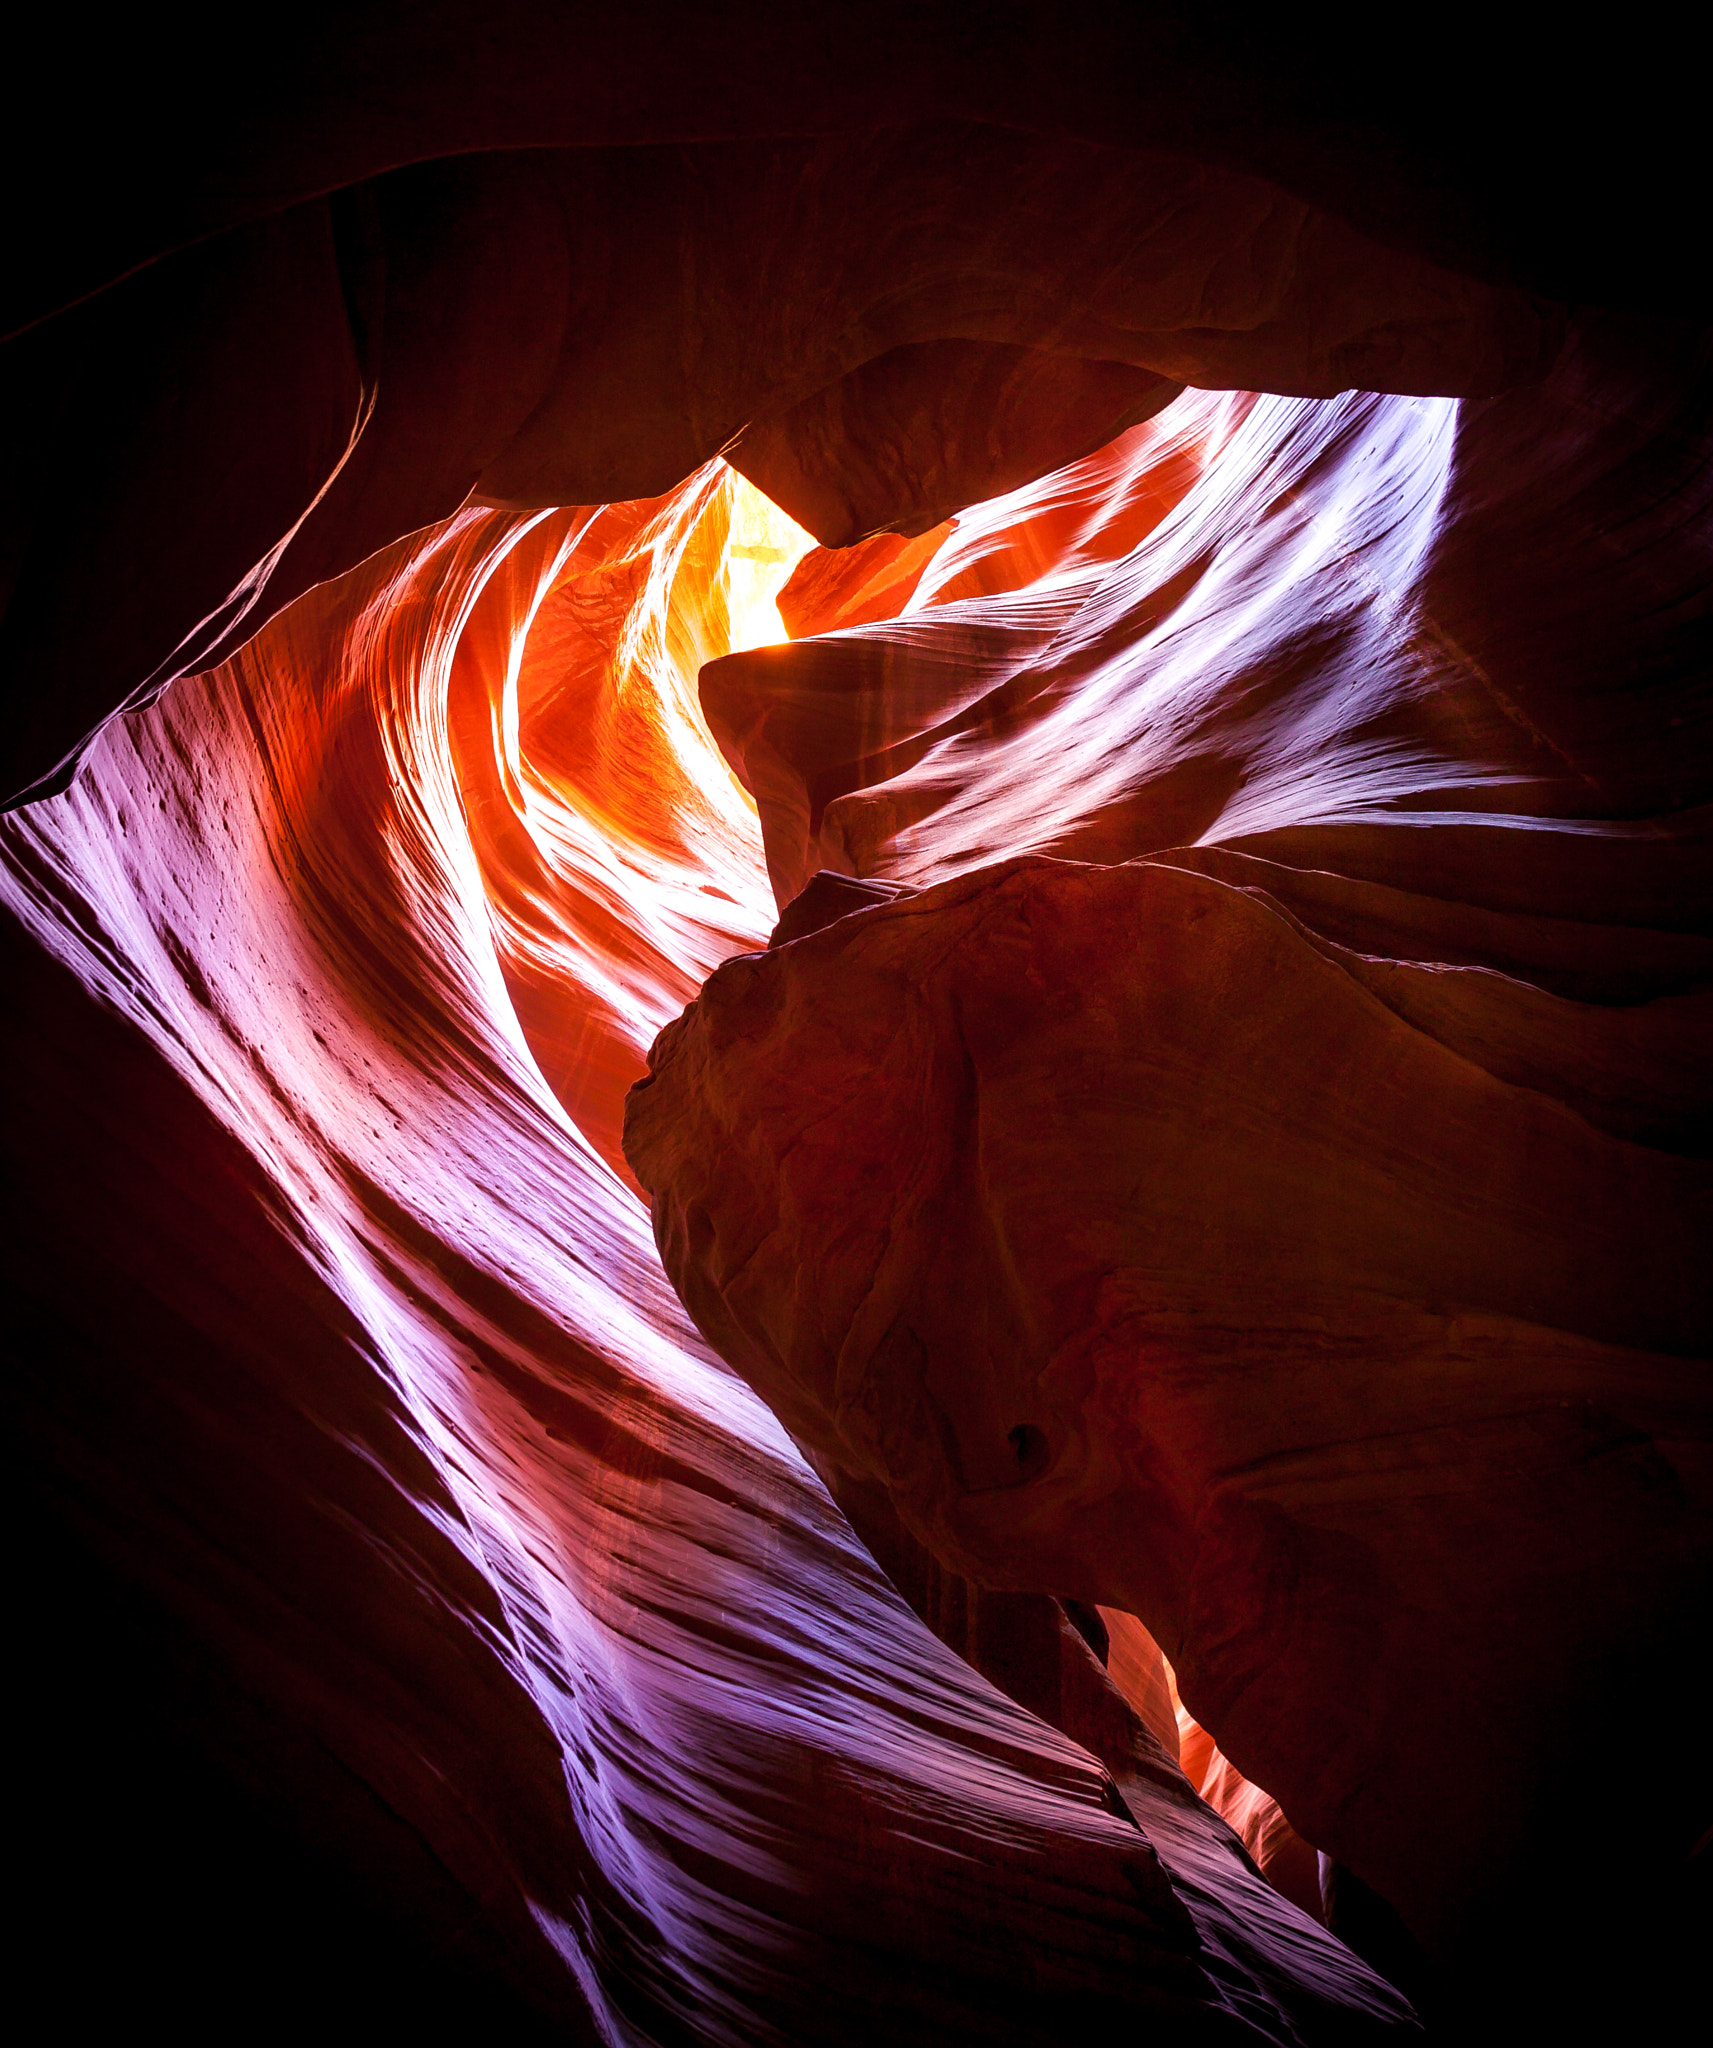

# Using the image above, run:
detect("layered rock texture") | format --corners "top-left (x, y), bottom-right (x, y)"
top-left (5, 458), bottom-right (1421, 2043)
top-left (4, 8), bottom-right (1707, 2041)
top-left (632, 317), bottom-right (1713, 2024)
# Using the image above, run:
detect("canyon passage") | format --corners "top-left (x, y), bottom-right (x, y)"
top-left (5, 10), bottom-right (1708, 2041)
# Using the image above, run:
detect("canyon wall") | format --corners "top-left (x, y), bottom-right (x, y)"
top-left (4, 12), bottom-right (1707, 2037)
top-left (4, 466), bottom-right (1415, 2038)
top-left (633, 313), bottom-right (1713, 2027)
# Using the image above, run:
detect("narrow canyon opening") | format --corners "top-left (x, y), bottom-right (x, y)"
top-left (5, 23), bottom-right (1707, 2045)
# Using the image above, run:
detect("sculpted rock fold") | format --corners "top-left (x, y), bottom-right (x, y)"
top-left (4, 126), bottom-right (1555, 807)
top-left (6, 23), bottom-right (1706, 2031)
top-left (5, 465), bottom-right (1414, 2039)
top-left (625, 854), bottom-right (1712, 1983)
top-left (641, 309), bottom-right (1713, 2026)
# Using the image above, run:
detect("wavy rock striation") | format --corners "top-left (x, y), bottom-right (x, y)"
top-left (4, 463), bottom-right (1414, 2038)
top-left (632, 312), bottom-right (1713, 2026)
top-left (3, 124), bottom-right (1556, 810)
top-left (5, 21), bottom-right (1707, 2037)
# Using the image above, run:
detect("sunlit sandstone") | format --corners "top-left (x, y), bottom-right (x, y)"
top-left (6, 28), bottom-right (1706, 2034)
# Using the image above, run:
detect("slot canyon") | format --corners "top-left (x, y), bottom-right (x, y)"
top-left (4, 9), bottom-right (1707, 2041)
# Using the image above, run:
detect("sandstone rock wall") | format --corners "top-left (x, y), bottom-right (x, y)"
top-left (631, 312), bottom-right (1713, 2029)
top-left (3, 466), bottom-right (1413, 2038)
top-left (5, 13), bottom-right (1706, 2035)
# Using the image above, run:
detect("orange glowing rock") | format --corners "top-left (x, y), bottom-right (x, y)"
top-left (5, 36), bottom-right (1705, 2028)
top-left (4, 124), bottom-right (1556, 810)
top-left (778, 524), bottom-right (954, 639)
top-left (447, 468), bottom-right (807, 1182)
top-left (2, 453), bottom-right (1414, 2041)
